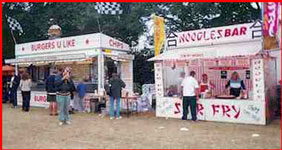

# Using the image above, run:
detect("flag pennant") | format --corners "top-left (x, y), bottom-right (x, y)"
top-left (7, 16), bottom-right (23, 34)
top-left (95, 2), bottom-right (123, 15)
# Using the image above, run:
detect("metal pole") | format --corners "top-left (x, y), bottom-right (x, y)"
top-left (96, 15), bottom-right (102, 33)
top-left (10, 28), bottom-right (19, 75)
top-left (261, 2), bottom-right (265, 53)
top-left (10, 29), bottom-right (17, 44)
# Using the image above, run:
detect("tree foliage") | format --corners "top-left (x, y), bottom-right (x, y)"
top-left (2, 2), bottom-right (261, 85)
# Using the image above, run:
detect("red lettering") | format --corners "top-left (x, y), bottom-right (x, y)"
top-left (57, 41), bottom-right (62, 48)
top-left (62, 39), bottom-right (75, 48)
top-left (51, 41), bottom-right (55, 49)
top-left (34, 95), bottom-right (47, 102)
top-left (31, 45), bottom-right (35, 51)
top-left (174, 102), bottom-right (181, 114)
top-left (240, 27), bottom-right (247, 35)
top-left (210, 30), bottom-right (216, 39)
top-left (109, 39), bottom-right (113, 46)
top-left (179, 33), bottom-right (189, 43)
top-left (204, 31), bottom-right (210, 40)
top-left (190, 32), bottom-right (197, 41)
top-left (232, 105), bottom-right (240, 119)
top-left (225, 29), bottom-right (231, 37)
top-left (197, 32), bottom-right (203, 41)
top-left (212, 104), bottom-right (220, 116)
top-left (217, 29), bottom-right (223, 39)
top-left (109, 39), bottom-right (123, 49)
top-left (73, 39), bottom-right (76, 47)
top-left (222, 105), bottom-right (231, 118)
top-left (42, 43), bottom-right (46, 50)
top-left (231, 28), bottom-right (239, 36)
top-left (197, 103), bottom-right (204, 116)
top-left (37, 44), bottom-right (41, 50)
top-left (63, 40), bottom-right (67, 48)
top-left (31, 41), bottom-right (56, 51)
top-left (46, 43), bottom-right (50, 49)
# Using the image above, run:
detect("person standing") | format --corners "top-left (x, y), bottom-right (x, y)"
top-left (46, 70), bottom-right (58, 116)
top-left (109, 73), bottom-right (126, 120)
top-left (56, 68), bottom-right (75, 125)
top-left (199, 73), bottom-right (215, 97)
top-left (76, 79), bottom-right (86, 112)
top-left (181, 71), bottom-right (199, 122)
top-left (9, 71), bottom-right (21, 108)
top-left (3, 76), bottom-right (10, 103)
top-left (19, 73), bottom-right (32, 112)
top-left (225, 72), bottom-right (246, 97)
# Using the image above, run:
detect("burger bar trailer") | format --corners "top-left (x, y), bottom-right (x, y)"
top-left (5, 33), bottom-right (134, 111)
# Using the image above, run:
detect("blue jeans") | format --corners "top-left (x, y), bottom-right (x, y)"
top-left (78, 97), bottom-right (85, 111)
top-left (110, 96), bottom-right (120, 118)
top-left (10, 90), bottom-right (17, 107)
top-left (56, 95), bottom-right (71, 122)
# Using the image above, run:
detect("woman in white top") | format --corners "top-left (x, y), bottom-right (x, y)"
top-left (19, 73), bottom-right (32, 112)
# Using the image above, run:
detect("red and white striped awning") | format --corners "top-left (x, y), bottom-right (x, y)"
top-left (148, 40), bottom-right (262, 61)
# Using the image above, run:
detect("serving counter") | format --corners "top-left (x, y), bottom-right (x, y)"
top-left (156, 97), bottom-right (265, 125)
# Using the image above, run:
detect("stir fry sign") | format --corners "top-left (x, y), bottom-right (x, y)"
top-left (157, 98), bottom-right (265, 124)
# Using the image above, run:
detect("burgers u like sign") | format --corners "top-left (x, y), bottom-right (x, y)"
top-left (166, 22), bottom-right (262, 49)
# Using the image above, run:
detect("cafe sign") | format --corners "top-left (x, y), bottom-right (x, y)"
top-left (166, 22), bottom-right (262, 49)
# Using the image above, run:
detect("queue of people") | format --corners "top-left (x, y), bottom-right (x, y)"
top-left (5, 66), bottom-right (127, 126)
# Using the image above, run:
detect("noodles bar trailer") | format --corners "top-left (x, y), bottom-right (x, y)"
top-left (5, 33), bottom-right (134, 109)
top-left (149, 23), bottom-right (278, 125)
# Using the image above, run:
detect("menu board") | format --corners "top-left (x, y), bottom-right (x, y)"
top-left (121, 62), bottom-right (130, 78)
top-left (218, 59), bottom-right (233, 66)
top-left (204, 60), bottom-right (217, 66)
top-left (235, 59), bottom-right (250, 67)
top-left (251, 59), bottom-right (265, 101)
top-left (121, 61), bottom-right (133, 92)
top-left (188, 59), bottom-right (200, 66)
top-left (176, 60), bottom-right (186, 67)
top-left (155, 62), bottom-right (164, 97)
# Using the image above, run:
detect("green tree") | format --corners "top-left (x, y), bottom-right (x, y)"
top-left (2, 2), bottom-right (262, 86)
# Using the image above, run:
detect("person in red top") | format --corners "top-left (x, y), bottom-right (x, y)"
top-left (199, 74), bottom-right (215, 94)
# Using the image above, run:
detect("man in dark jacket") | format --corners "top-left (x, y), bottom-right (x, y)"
top-left (109, 73), bottom-right (126, 120)
top-left (9, 72), bottom-right (21, 108)
top-left (46, 70), bottom-right (58, 116)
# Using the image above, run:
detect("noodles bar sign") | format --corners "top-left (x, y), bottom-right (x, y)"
top-left (166, 22), bottom-right (262, 49)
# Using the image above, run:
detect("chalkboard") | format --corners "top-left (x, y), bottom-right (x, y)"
top-left (221, 71), bottom-right (227, 79)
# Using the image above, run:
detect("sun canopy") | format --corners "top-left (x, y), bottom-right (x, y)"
top-left (2, 65), bottom-right (15, 72)
top-left (5, 53), bottom-right (86, 64)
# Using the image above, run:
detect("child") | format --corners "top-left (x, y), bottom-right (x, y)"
top-left (76, 79), bottom-right (86, 112)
